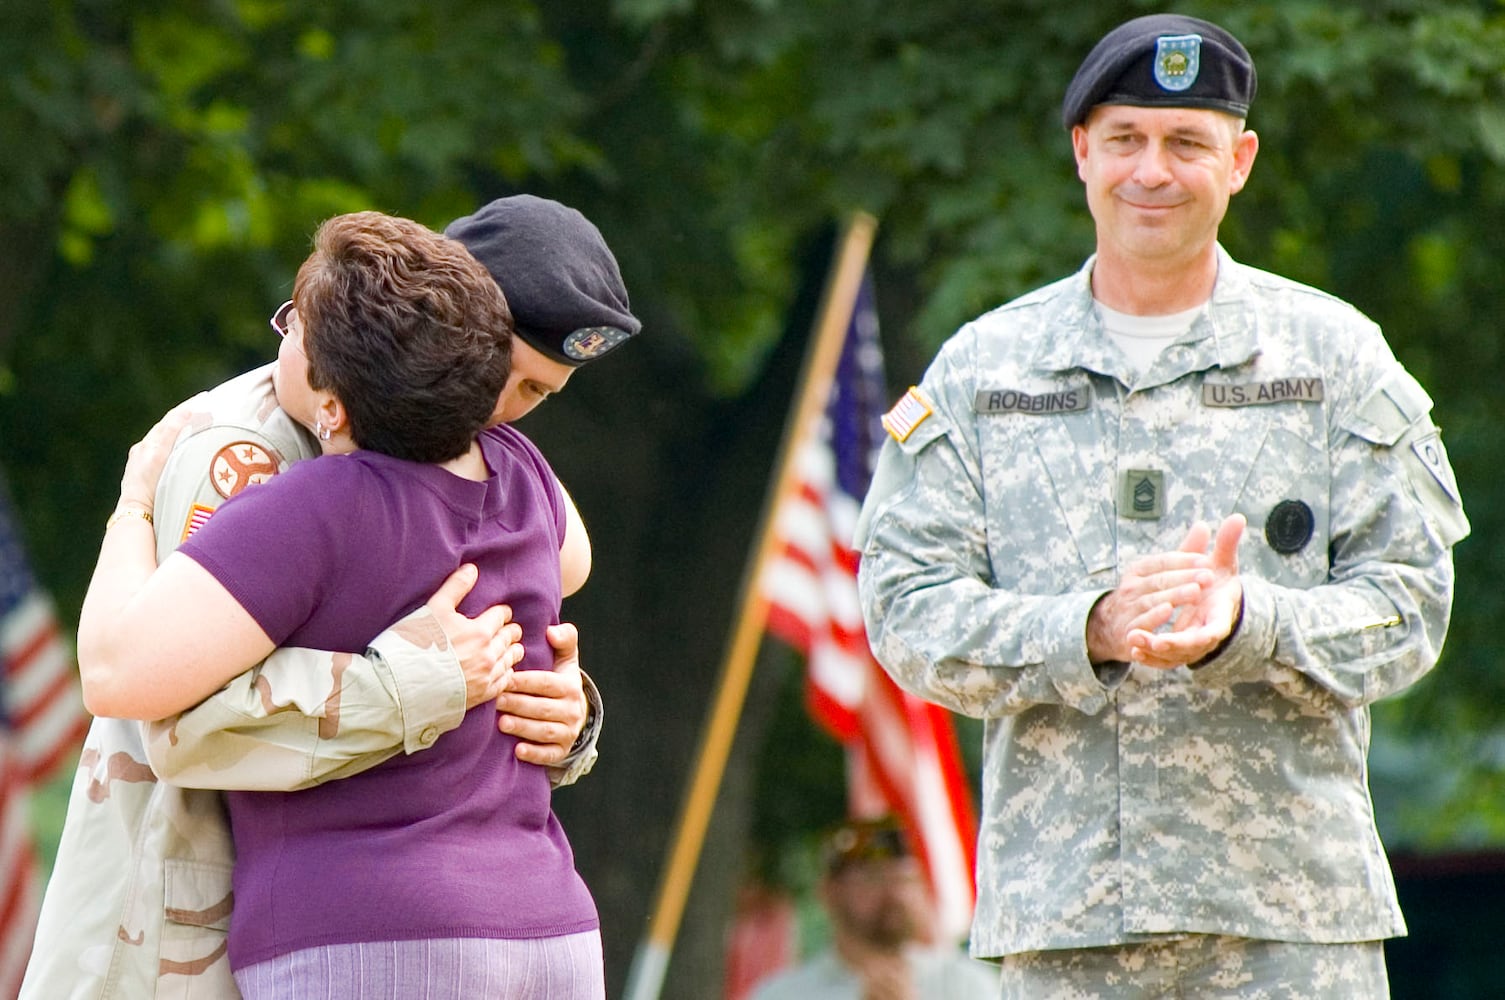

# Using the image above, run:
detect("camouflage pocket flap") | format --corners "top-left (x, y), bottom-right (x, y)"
top-left (1343, 368), bottom-right (1434, 447)
top-left (163, 859), bottom-right (234, 931)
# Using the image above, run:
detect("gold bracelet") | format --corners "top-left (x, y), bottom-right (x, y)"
top-left (105, 506), bottom-right (154, 531)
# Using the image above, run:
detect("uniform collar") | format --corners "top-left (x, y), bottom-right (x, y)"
top-left (1033, 245), bottom-right (1262, 388)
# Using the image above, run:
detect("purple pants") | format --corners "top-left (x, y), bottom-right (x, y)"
top-left (233, 932), bottom-right (605, 999)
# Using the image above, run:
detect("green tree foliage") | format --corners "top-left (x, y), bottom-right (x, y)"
top-left (3, 0), bottom-right (1505, 992)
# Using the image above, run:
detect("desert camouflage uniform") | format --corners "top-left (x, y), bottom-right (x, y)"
top-left (855, 249), bottom-right (1469, 961)
top-left (22, 364), bottom-right (601, 999)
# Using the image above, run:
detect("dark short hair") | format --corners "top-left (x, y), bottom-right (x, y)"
top-left (294, 212), bottom-right (513, 463)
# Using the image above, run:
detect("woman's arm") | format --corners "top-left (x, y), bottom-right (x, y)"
top-left (559, 481), bottom-right (592, 597)
top-left (78, 408), bottom-right (278, 720)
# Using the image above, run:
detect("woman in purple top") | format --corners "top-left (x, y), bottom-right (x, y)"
top-left (77, 212), bottom-right (602, 999)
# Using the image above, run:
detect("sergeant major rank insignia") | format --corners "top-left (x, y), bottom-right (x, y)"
top-left (1154, 34), bottom-right (1201, 92)
top-left (1121, 469), bottom-right (1164, 520)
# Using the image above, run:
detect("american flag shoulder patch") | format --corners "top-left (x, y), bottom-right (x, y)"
top-left (881, 387), bottom-right (933, 443)
top-left (181, 503), bottom-right (216, 542)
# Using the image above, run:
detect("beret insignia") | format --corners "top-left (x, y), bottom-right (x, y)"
top-left (1154, 35), bottom-right (1201, 92)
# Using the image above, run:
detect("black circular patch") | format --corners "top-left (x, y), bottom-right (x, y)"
top-left (1265, 500), bottom-right (1315, 554)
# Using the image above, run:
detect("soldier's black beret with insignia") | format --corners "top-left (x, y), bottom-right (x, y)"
top-left (446, 195), bottom-right (640, 367)
top-left (1062, 14), bottom-right (1257, 129)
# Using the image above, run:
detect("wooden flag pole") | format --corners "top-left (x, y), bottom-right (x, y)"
top-left (622, 212), bottom-right (878, 1000)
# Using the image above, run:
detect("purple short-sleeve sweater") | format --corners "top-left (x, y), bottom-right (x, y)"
top-left (179, 424), bottom-right (597, 969)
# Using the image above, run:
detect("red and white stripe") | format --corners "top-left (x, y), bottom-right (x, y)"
top-left (1, 587), bottom-right (87, 998)
top-left (764, 439), bottom-right (867, 741)
top-left (0, 745), bottom-right (39, 999)
top-left (2, 592), bottom-right (89, 782)
top-left (763, 428), bottom-right (978, 941)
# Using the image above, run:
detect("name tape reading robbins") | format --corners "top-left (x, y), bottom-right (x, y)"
top-left (975, 388), bottom-right (1091, 414)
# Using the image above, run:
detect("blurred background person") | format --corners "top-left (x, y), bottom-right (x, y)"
top-left (749, 816), bottom-right (996, 1000)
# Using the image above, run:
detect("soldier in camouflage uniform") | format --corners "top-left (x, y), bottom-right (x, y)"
top-left (22, 195), bottom-right (637, 999)
top-left (855, 14), bottom-right (1469, 999)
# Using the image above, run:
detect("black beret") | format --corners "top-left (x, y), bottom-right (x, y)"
top-left (1062, 14), bottom-right (1256, 129)
top-left (445, 195), bottom-right (640, 367)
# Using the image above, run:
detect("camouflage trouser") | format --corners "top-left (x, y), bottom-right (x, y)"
top-left (997, 936), bottom-right (1388, 1000)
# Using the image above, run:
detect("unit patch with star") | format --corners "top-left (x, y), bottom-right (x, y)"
top-left (211, 441), bottom-right (280, 499)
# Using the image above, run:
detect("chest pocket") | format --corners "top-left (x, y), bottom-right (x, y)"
top-left (1232, 425), bottom-right (1331, 587)
top-left (974, 407), bottom-right (1116, 592)
top-left (1174, 377), bottom-right (1329, 586)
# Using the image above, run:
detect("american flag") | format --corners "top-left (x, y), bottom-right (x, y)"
top-left (761, 272), bottom-right (978, 941)
top-left (0, 476), bottom-right (89, 997)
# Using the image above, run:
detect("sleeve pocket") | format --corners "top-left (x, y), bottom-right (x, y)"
top-left (1341, 369), bottom-right (1469, 548)
top-left (1341, 368), bottom-right (1432, 447)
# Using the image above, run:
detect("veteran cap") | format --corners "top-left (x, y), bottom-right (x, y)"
top-left (1062, 14), bottom-right (1256, 129)
top-left (821, 816), bottom-right (912, 875)
top-left (445, 195), bottom-right (640, 366)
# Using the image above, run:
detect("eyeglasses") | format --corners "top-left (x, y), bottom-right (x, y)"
top-left (270, 300), bottom-right (295, 339)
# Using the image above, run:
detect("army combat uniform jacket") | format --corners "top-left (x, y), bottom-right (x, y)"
top-left (22, 364), bottom-right (601, 999)
top-left (855, 250), bottom-right (1469, 959)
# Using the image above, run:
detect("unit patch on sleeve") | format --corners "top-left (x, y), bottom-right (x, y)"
top-left (210, 441), bottom-right (280, 499)
top-left (882, 387), bottom-right (934, 442)
top-left (1411, 432), bottom-right (1462, 504)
